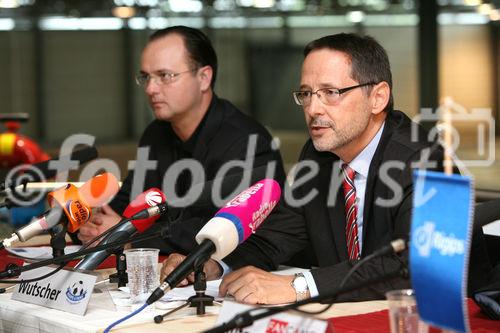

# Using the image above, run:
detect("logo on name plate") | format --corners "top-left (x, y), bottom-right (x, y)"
top-left (66, 280), bottom-right (88, 304)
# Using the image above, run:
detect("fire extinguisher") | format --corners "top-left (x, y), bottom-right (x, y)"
top-left (0, 113), bottom-right (50, 167)
top-left (0, 113), bottom-right (50, 227)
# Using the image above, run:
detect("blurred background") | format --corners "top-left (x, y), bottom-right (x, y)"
top-left (0, 0), bottom-right (499, 196)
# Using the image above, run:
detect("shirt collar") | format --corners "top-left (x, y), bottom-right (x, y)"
top-left (342, 122), bottom-right (385, 178)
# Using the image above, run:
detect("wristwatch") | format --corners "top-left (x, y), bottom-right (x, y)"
top-left (291, 273), bottom-right (309, 302)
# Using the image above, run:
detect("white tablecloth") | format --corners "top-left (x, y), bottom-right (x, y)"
top-left (0, 287), bottom-right (219, 333)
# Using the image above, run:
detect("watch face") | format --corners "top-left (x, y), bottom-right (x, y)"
top-left (293, 276), bottom-right (308, 292)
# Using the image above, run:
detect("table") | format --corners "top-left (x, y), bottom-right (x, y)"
top-left (0, 239), bottom-right (497, 333)
top-left (1, 276), bottom-right (499, 332)
top-left (0, 246), bottom-right (388, 332)
top-left (0, 282), bottom-right (389, 333)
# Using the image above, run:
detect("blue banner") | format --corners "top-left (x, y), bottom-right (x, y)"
top-left (410, 170), bottom-right (473, 333)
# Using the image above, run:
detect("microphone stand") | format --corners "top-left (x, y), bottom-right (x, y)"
top-left (154, 266), bottom-right (222, 324)
top-left (49, 224), bottom-right (68, 258)
top-left (0, 223), bottom-right (171, 279)
top-left (108, 249), bottom-right (128, 288)
top-left (205, 265), bottom-right (408, 333)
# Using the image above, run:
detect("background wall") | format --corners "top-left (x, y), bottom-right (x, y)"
top-left (0, 23), bottom-right (499, 190)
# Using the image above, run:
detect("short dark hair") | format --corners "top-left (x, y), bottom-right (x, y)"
top-left (304, 33), bottom-right (393, 112)
top-left (149, 26), bottom-right (218, 88)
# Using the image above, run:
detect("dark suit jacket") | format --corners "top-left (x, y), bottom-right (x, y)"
top-left (109, 95), bottom-right (285, 255)
top-left (224, 110), bottom-right (445, 301)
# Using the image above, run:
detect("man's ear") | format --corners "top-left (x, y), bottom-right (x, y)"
top-left (370, 81), bottom-right (390, 115)
top-left (198, 65), bottom-right (213, 91)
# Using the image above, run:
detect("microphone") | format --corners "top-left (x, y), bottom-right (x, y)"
top-left (0, 173), bottom-right (119, 249)
top-left (75, 188), bottom-right (167, 271)
top-left (146, 178), bottom-right (281, 305)
top-left (0, 146), bottom-right (98, 193)
top-left (334, 238), bottom-right (408, 301)
top-left (370, 239), bottom-right (406, 258)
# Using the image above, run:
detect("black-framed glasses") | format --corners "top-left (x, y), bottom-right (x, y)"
top-left (135, 68), bottom-right (198, 87)
top-left (292, 82), bottom-right (377, 106)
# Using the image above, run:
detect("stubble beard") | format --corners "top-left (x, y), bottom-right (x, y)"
top-left (310, 111), bottom-right (371, 153)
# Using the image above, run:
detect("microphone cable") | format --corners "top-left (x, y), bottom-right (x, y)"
top-left (338, 239), bottom-right (407, 290)
top-left (103, 303), bottom-right (149, 333)
top-left (0, 263), bottom-right (68, 290)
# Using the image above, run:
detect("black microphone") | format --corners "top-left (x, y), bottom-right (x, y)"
top-left (370, 239), bottom-right (406, 258)
top-left (336, 238), bottom-right (408, 293)
top-left (0, 146), bottom-right (98, 193)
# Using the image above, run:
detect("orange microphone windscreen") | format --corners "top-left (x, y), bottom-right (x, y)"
top-left (46, 173), bottom-right (119, 233)
top-left (47, 184), bottom-right (91, 233)
top-left (78, 172), bottom-right (120, 208)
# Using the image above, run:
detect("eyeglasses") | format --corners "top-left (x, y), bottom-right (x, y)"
top-left (292, 82), bottom-right (377, 106)
top-left (135, 68), bottom-right (198, 87)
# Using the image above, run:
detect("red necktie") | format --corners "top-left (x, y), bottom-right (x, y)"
top-left (341, 164), bottom-right (360, 260)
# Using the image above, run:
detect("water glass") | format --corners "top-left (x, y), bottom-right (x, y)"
top-left (386, 289), bottom-right (429, 333)
top-left (124, 248), bottom-right (159, 304)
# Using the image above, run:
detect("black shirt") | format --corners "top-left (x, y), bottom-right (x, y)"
top-left (108, 94), bottom-right (285, 254)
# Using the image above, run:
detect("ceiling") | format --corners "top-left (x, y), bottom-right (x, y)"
top-left (0, 0), bottom-right (496, 16)
top-left (0, 0), bottom-right (499, 26)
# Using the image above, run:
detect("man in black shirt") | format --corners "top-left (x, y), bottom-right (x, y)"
top-left (78, 26), bottom-right (285, 254)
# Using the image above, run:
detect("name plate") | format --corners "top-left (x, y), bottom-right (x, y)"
top-left (12, 266), bottom-right (97, 316)
top-left (216, 300), bottom-right (331, 333)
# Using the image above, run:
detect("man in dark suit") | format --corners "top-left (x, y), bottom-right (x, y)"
top-left (161, 32), bottom-right (445, 301)
top-left (77, 26), bottom-right (285, 255)
top-left (161, 33), bottom-right (491, 302)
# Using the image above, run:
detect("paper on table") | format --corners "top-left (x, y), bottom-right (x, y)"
top-left (6, 245), bottom-right (82, 260)
top-left (116, 279), bottom-right (223, 308)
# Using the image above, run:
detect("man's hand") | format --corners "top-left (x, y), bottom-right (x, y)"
top-left (160, 253), bottom-right (223, 286)
top-left (77, 204), bottom-right (121, 245)
top-left (219, 266), bottom-right (296, 305)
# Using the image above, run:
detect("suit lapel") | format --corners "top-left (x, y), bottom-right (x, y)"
top-left (362, 113), bottom-right (397, 251)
